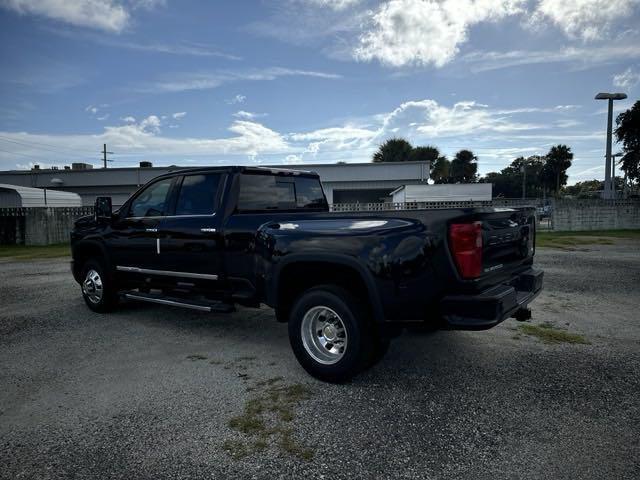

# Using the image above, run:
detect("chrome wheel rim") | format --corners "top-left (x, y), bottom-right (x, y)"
top-left (82, 269), bottom-right (103, 304)
top-left (301, 306), bottom-right (348, 365)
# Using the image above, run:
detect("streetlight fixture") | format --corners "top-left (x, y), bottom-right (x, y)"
top-left (595, 92), bottom-right (627, 199)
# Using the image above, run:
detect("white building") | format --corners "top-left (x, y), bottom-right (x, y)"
top-left (0, 184), bottom-right (82, 208)
top-left (390, 183), bottom-right (492, 203)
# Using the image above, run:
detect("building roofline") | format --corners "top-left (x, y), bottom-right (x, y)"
top-left (0, 160), bottom-right (429, 175)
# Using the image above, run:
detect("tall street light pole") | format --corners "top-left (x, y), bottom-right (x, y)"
top-left (595, 92), bottom-right (627, 199)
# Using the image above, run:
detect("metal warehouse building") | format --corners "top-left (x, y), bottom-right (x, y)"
top-left (0, 161), bottom-right (430, 207)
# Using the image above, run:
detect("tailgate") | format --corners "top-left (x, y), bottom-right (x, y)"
top-left (478, 207), bottom-right (536, 277)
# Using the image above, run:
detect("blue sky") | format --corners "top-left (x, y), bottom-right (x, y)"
top-left (1, 0), bottom-right (639, 183)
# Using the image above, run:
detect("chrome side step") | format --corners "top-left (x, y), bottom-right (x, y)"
top-left (124, 292), bottom-right (234, 313)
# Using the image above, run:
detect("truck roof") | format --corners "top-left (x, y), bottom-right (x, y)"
top-left (151, 165), bottom-right (320, 179)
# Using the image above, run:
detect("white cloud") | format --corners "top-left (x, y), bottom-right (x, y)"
top-left (233, 110), bottom-right (267, 120)
top-left (284, 154), bottom-right (303, 164)
top-left (0, 98), bottom-right (595, 174)
top-left (354, 0), bottom-right (525, 67)
top-left (226, 94), bottom-right (246, 105)
top-left (461, 44), bottom-right (640, 72)
top-left (0, 118), bottom-right (290, 170)
top-left (172, 111), bottom-right (187, 119)
top-left (1, 0), bottom-right (130, 32)
top-left (146, 67), bottom-right (341, 93)
top-left (300, 0), bottom-right (361, 10)
top-left (46, 27), bottom-right (243, 60)
top-left (533, 0), bottom-right (638, 41)
top-left (613, 67), bottom-right (640, 89)
top-left (85, 103), bottom-right (109, 119)
top-left (138, 115), bottom-right (161, 133)
top-left (290, 126), bottom-right (376, 142)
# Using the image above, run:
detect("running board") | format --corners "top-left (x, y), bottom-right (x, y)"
top-left (123, 292), bottom-right (235, 313)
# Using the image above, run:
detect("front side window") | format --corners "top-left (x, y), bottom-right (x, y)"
top-left (175, 174), bottom-right (221, 215)
top-left (128, 178), bottom-right (173, 217)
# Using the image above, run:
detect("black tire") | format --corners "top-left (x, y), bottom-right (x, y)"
top-left (288, 285), bottom-right (376, 383)
top-left (80, 259), bottom-right (119, 313)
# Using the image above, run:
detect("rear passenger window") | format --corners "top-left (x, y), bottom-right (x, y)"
top-left (238, 174), bottom-right (296, 210)
top-left (175, 174), bottom-right (220, 215)
top-left (295, 177), bottom-right (326, 209)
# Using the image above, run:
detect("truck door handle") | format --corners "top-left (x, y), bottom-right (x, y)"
top-left (146, 228), bottom-right (158, 233)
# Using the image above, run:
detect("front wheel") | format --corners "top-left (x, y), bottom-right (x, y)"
top-left (288, 285), bottom-right (378, 383)
top-left (80, 259), bottom-right (118, 313)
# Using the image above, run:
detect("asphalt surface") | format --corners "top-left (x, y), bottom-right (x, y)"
top-left (1, 242), bottom-right (639, 479)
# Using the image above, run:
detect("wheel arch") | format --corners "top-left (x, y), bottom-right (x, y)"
top-left (72, 239), bottom-right (112, 283)
top-left (268, 253), bottom-right (384, 324)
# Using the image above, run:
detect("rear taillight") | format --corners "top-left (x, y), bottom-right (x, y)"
top-left (449, 222), bottom-right (483, 279)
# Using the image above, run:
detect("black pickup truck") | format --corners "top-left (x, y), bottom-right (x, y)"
top-left (71, 166), bottom-right (543, 382)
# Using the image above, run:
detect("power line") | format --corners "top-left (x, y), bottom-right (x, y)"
top-left (0, 136), bottom-right (94, 160)
top-left (0, 135), bottom-right (96, 156)
top-left (0, 147), bottom-right (48, 161)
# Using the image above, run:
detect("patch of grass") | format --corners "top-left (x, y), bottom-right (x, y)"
top-left (0, 243), bottom-right (70, 260)
top-left (225, 382), bottom-right (313, 461)
top-left (186, 354), bottom-right (207, 361)
top-left (278, 427), bottom-right (314, 461)
top-left (537, 230), bottom-right (640, 250)
top-left (519, 323), bottom-right (590, 344)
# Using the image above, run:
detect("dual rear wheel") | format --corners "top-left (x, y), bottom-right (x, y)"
top-left (288, 285), bottom-right (389, 383)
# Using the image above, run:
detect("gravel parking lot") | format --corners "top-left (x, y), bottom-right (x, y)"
top-left (1, 242), bottom-right (639, 479)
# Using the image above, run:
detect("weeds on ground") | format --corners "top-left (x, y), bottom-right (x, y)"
top-left (518, 322), bottom-right (590, 344)
top-left (225, 379), bottom-right (314, 461)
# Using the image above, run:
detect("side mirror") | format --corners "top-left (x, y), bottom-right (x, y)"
top-left (95, 196), bottom-right (113, 222)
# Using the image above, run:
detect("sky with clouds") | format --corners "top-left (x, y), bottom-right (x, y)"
top-left (1, 0), bottom-right (639, 183)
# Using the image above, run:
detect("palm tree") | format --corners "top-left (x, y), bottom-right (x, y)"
top-left (450, 150), bottom-right (478, 183)
top-left (431, 156), bottom-right (451, 184)
top-left (409, 145), bottom-right (440, 163)
top-left (543, 145), bottom-right (573, 195)
top-left (372, 138), bottom-right (413, 163)
top-left (615, 100), bottom-right (640, 186)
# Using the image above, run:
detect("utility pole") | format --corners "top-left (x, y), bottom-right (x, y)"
top-left (595, 92), bottom-right (627, 199)
top-left (102, 143), bottom-right (113, 169)
top-left (521, 164), bottom-right (526, 200)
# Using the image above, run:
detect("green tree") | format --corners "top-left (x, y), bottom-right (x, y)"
top-left (481, 156), bottom-right (545, 198)
top-left (450, 149), bottom-right (478, 183)
top-left (431, 156), bottom-right (451, 184)
top-left (615, 100), bottom-right (640, 185)
top-left (372, 138), bottom-right (413, 163)
top-left (409, 145), bottom-right (440, 163)
top-left (541, 144), bottom-right (573, 195)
